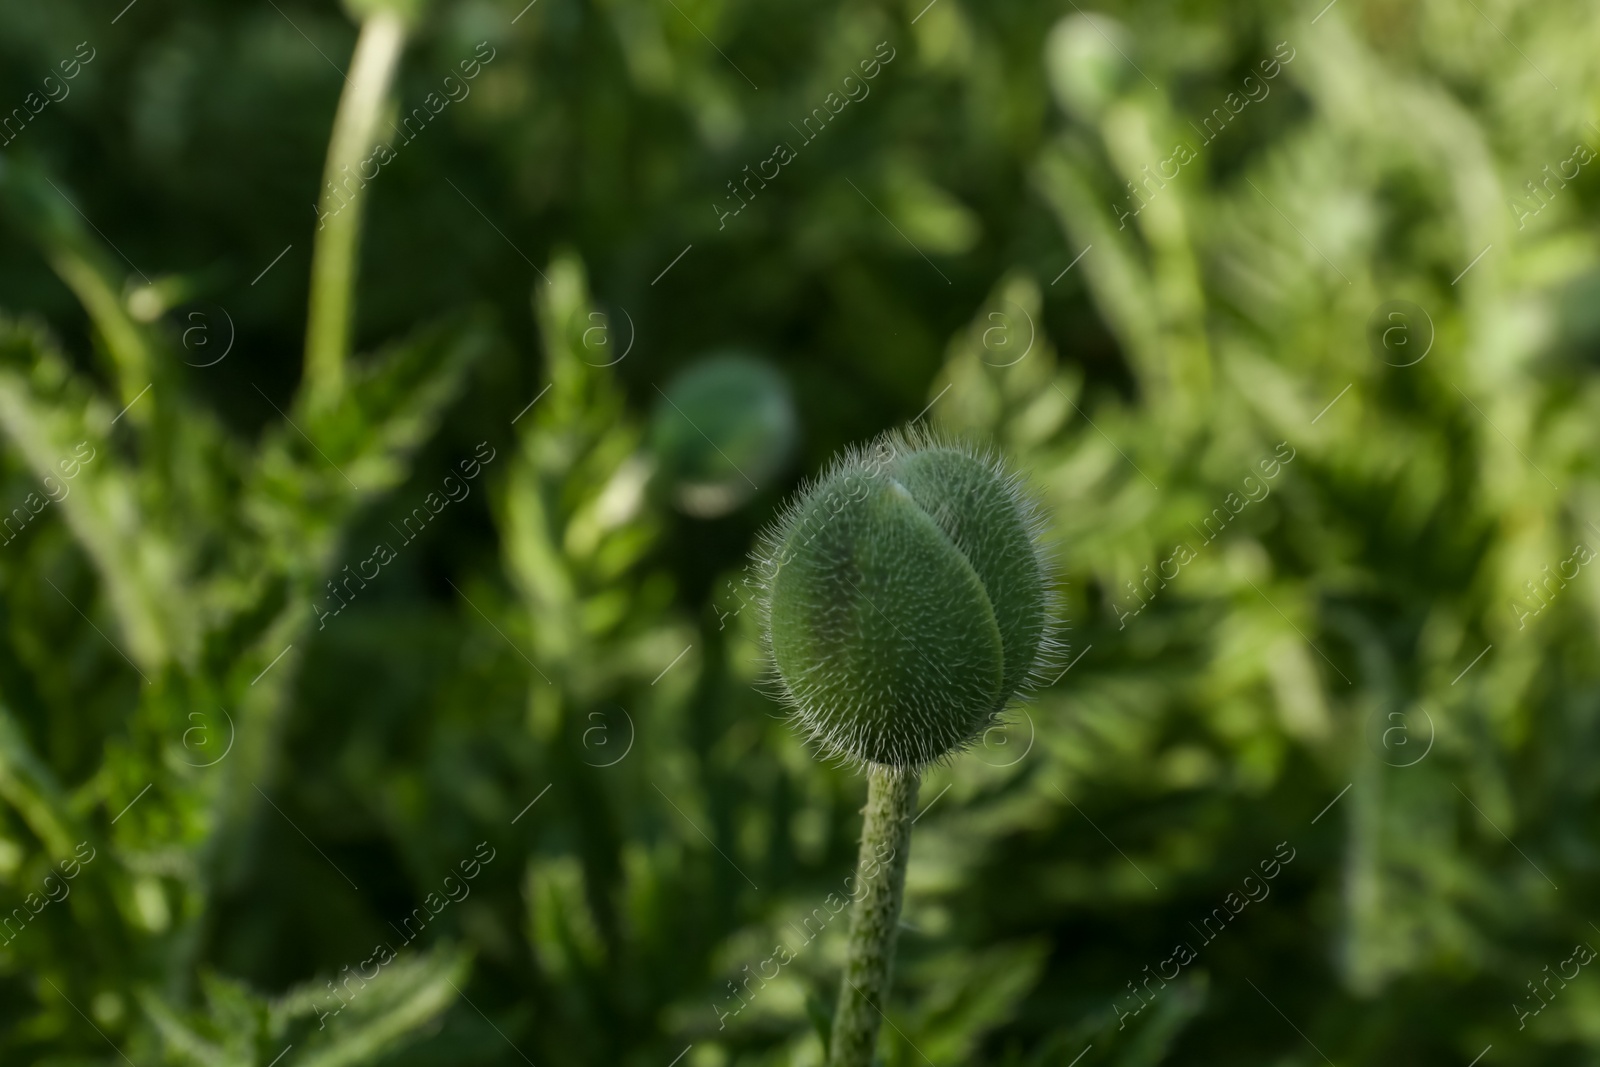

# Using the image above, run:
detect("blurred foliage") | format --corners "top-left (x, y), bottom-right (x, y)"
top-left (2, 0), bottom-right (1600, 1064)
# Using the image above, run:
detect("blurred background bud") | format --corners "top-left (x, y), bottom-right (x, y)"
top-left (648, 352), bottom-right (798, 519)
top-left (1045, 13), bottom-right (1138, 121)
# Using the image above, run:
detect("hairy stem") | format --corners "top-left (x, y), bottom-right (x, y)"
top-left (303, 10), bottom-right (406, 415)
top-left (829, 764), bottom-right (919, 1067)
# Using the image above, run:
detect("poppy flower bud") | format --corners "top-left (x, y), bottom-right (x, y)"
top-left (755, 430), bottom-right (1057, 768)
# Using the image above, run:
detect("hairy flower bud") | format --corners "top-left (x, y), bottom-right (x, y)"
top-left (754, 429), bottom-right (1057, 768)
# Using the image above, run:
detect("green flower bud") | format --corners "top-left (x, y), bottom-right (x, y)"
top-left (1045, 13), bottom-right (1137, 122)
top-left (754, 430), bottom-right (1058, 769)
top-left (649, 352), bottom-right (798, 518)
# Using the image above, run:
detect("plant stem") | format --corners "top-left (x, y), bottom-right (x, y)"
top-left (303, 10), bottom-right (406, 416)
top-left (829, 763), bottom-right (919, 1067)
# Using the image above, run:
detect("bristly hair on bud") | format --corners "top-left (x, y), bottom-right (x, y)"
top-left (750, 426), bottom-right (1062, 770)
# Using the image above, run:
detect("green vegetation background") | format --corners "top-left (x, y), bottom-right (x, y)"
top-left (1, 0), bottom-right (1597, 1063)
